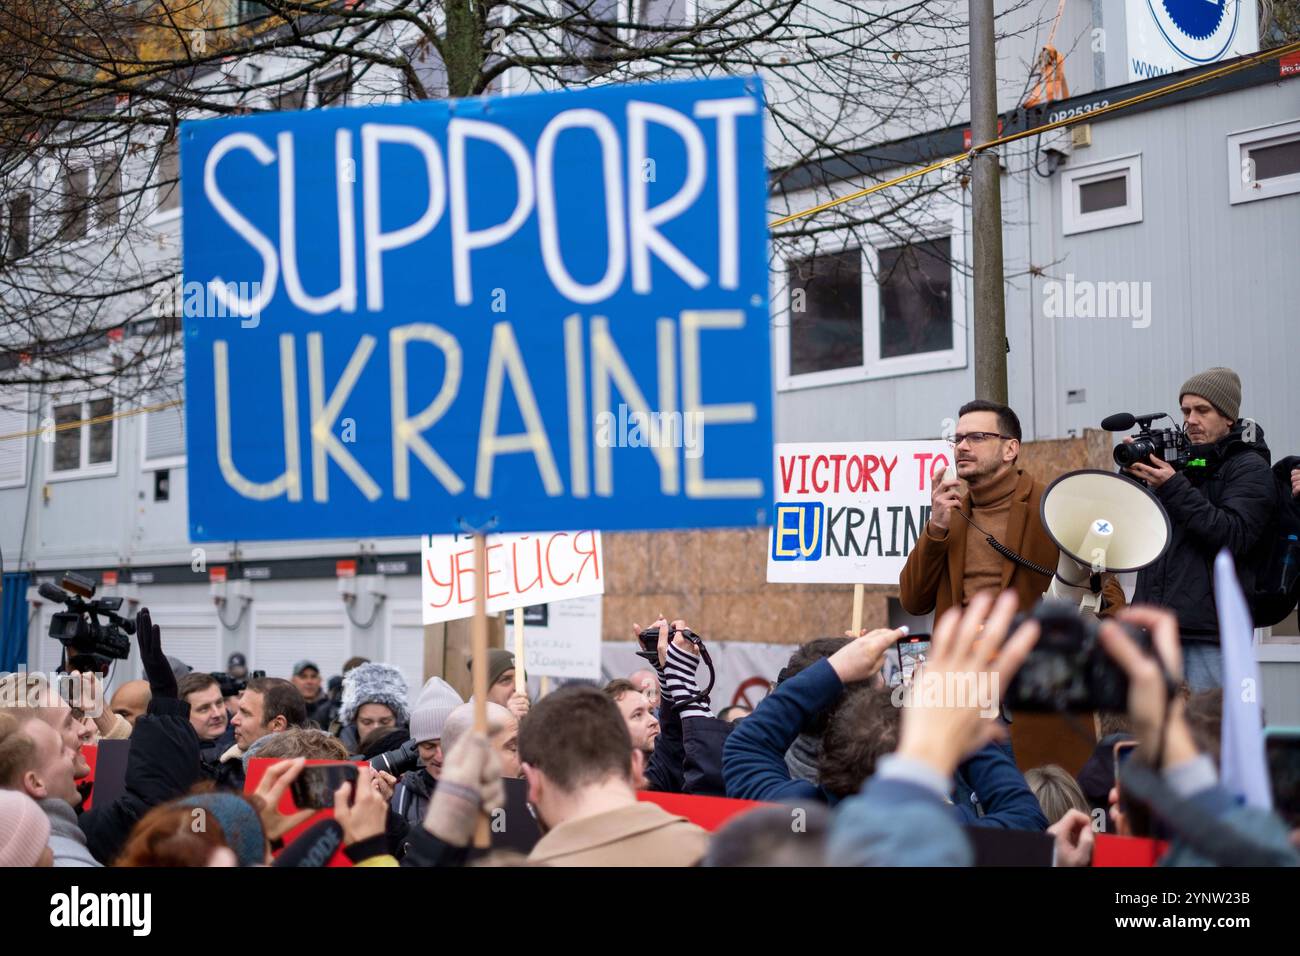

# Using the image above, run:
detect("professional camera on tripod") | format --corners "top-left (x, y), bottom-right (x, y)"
top-left (40, 571), bottom-right (135, 673)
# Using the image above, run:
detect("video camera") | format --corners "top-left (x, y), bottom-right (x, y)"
top-left (1103, 411), bottom-right (1192, 472)
top-left (1006, 600), bottom-right (1177, 712)
top-left (40, 571), bottom-right (135, 673)
top-left (210, 670), bottom-right (265, 698)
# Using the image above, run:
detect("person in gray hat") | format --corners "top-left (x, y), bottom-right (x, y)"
top-left (290, 660), bottom-right (331, 728)
top-left (1127, 366), bottom-right (1274, 690)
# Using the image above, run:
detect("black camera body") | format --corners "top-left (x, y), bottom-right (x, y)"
top-left (41, 572), bottom-right (134, 673)
top-left (1006, 600), bottom-right (1172, 713)
top-left (1106, 411), bottom-right (1192, 471)
top-left (635, 625), bottom-right (703, 666)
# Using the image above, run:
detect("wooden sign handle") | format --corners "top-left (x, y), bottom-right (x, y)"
top-left (513, 606), bottom-right (526, 694)
top-left (851, 583), bottom-right (864, 635)
top-left (472, 532), bottom-right (491, 849)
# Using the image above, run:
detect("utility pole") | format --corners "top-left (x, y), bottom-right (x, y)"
top-left (969, 0), bottom-right (1008, 404)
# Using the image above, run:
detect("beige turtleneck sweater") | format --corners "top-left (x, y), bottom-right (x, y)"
top-left (961, 465), bottom-right (1021, 605)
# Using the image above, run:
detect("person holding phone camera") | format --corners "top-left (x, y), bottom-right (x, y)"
top-left (826, 595), bottom-right (1299, 866)
top-left (1126, 368), bottom-right (1274, 691)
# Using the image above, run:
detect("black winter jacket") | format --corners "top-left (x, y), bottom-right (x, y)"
top-left (1134, 423), bottom-right (1274, 639)
top-left (79, 697), bottom-right (203, 864)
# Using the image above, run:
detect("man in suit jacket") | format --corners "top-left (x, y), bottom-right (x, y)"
top-left (900, 400), bottom-right (1125, 619)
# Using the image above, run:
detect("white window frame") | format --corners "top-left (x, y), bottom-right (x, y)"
top-left (1061, 153), bottom-right (1142, 235)
top-left (0, 389), bottom-right (30, 490)
top-left (139, 393), bottom-right (187, 471)
top-left (1228, 118), bottom-right (1300, 205)
top-left (775, 200), bottom-right (968, 391)
top-left (44, 393), bottom-right (119, 482)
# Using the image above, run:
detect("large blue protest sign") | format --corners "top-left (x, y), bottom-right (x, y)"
top-left (180, 77), bottom-right (772, 541)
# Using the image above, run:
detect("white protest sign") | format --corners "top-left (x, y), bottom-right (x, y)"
top-left (765, 441), bottom-right (952, 584)
top-left (523, 594), bottom-right (604, 680)
top-left (422, 530), bottom-right (604, 625)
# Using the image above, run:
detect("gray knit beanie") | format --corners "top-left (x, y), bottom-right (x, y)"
top-left (408, 677), bottom-right (464, 744)
top-left (1179, 367), bottom-right (1241, 422)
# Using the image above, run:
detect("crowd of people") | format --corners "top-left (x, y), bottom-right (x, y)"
top-left (0, 367), bottom-right (1297, 867)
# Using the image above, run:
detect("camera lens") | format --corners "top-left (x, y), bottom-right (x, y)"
top-left (1113, 438), bottom-right (1154, 468)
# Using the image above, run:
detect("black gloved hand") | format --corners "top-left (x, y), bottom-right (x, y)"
top-left (136, 607), bottom-right (177, 699)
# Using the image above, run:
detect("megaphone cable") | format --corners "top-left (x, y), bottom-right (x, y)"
top-left (952, 510), bottom-right (1061, 581)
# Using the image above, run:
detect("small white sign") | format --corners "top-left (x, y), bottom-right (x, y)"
top-left (524, 594), bottom-right (604, 680)
top-left (421, 530), bottom-right (604, 625)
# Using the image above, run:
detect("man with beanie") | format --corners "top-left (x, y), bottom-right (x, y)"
top-left (338, 662), bottom-right (412, 753)
top-left (0, 790), bottom-right (53, 866)
top-left (467, 649), bottom-right (531, 720)
top-left (392, 677), bottom-right (463, 837)
top-left (1128, 367), bottom-right (1274, 690)
top-left (290, 660), bottom-right (332, 727)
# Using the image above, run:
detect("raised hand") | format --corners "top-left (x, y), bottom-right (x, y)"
top-left (135, 607), bottom-right (176, 699)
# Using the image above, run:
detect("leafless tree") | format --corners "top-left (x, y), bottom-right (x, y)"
top-left (0, 0), bottom-right (1047, 410)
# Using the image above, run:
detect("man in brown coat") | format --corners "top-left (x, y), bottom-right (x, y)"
top-left (521, 685), bottom-right (708, 867)
top-left (900, 400), bottom-right (1125, 619)
top-left (900, 400), bottom-right (1125, 771)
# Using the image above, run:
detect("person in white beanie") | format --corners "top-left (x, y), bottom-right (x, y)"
top-left (0, 790), bottom-right (53, 867)
top-left (390, 677), bottom-right (463, 837)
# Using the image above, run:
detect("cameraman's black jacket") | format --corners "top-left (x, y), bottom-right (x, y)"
top-left (1135, 422), bottom-right (1273, 639)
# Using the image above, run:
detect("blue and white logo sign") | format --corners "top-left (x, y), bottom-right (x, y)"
top-left (179, 76), bottom-right (773, 542)
top-left (1128, 1), bottom-right (1258, 81)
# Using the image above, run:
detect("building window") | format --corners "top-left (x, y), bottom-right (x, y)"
top-left (787, 248), bottom-right (863, 376)
top-left (47, 396), bottom-right (116, 480)
top-left (878, 237), bottom-right (953, 359)
top-left (0, 391), bottom-right (28, 489)
top-left (4, 194), bottom-right (31, 261)
top-left (778, 207), bottom-right (967, 390)
top-left (558, 0), bottom-right (622, 78)
top-left (59, 167), bottom-right (91, 241)
top-left (94, 159), bottom-right (121, 229)
top-left (156, 141), bottom-right (180, 216)
top-left (635, 0), bottom-right (692, 30)
top-left (1228, 119), bottom-right (1300, 205)
top-left (316, 71), bottom-right (350, 107)
top-left (1061, 154), bottom-right (1142, 235)
top-left (271, 85), bottom-right (307, 112)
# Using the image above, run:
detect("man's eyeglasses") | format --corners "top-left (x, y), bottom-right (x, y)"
top-left (948, 432), bottom-right (1013, 447)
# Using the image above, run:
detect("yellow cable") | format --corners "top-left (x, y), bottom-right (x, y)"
top-left (0, 398), bottom-right (182, 444)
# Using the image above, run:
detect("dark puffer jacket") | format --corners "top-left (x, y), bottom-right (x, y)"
top-left (1135, 422), bottom-right (1274, 639)
top-left (392, 767), bottom-right (436, 834)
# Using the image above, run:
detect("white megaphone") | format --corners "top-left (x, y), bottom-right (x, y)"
top-left (1039, 469), bottom-right (1171, 616)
